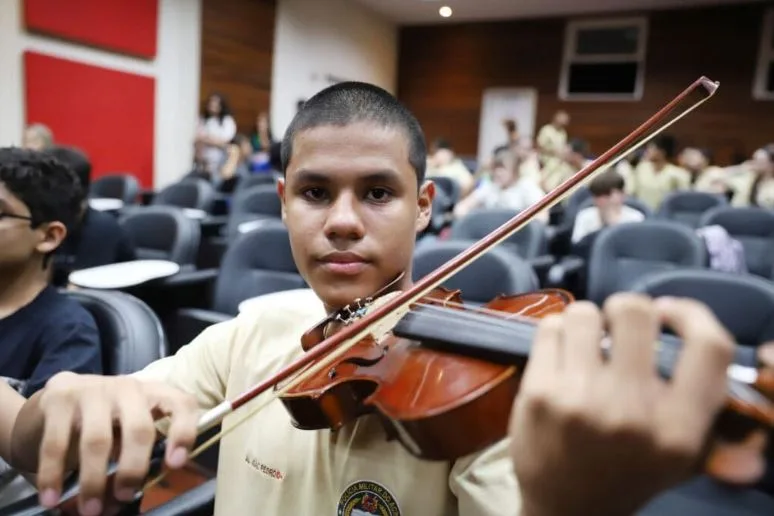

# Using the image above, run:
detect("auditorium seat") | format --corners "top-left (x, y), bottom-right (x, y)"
top-left (165, 220), bottom-right (304, 354)
top-left (412, 240), bottom-right (539, 304)
top-left (548, 220), bottom-right (706, 303)
top-left (89, 173), bottom-right (140, 205)
top-left (630, 268), bottom-right (774, 365)
top-left (65, 289), bottom-right (166, 373)
top-left (657, 190), bottom-right (727, 228)
top-left (699, 206), bottom-right (774, 277)
top-left (223, 184), bottom-right (282, 241)
top-left (119, 206), bottom-right (201, 266)
top-left (152, 178), bottom-right (217, 212)
top-left (449, 208), bottom-right (554, 281)
top-left (638, 476), bottom-right (774, 516)
top-left (430, 176), bottom-right (461, 204)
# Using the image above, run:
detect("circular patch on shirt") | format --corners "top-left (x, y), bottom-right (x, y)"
top-left (337, 480), bottom-right (401, 516)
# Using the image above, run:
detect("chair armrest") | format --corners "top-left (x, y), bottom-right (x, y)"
top-left (546, 256), bottom-right (585, 288)
top-left (166, 308), bottom-right (232, 354)
top-left (161, 268), bottom-right (219, 288)
top-left (200, 216), bottom-right (229, 237)
top-left (527, 254), bottom-right (557, 286)
top-left (144, 479), bottom-right (217, 516)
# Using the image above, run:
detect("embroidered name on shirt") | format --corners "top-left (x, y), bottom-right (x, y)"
top-left (337, 480), bottom-right (401, 516)
top-left (244, 453), bottom-right (285, 481)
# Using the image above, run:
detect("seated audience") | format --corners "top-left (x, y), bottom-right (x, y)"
top-left (21, 124), bottom-right (54, 152)
top-left (543, 138), bottom-right (592, 192)
top-left (46, 146), bottom-right (136, 286)
top-left (250, 111), bottom-right (274, 154)
top-left (571, 170), bottom-right (644, 244)
top-left (678, 147), bottom-right (728, 194)
top-left (731, 144), bottom-right (774, 208)
top-left (628, 134), bottom-right (691, 210)
top-left (426, 138), bottom-right (475, 197)
top-left (536, 110), bottom-right (569, 177)
top-left (454, 148), bottom-right (548, 221)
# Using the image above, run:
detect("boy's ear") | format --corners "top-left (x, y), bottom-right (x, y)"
top-left (34, 221), bottom-right (67, 255)
top-left (277, 178), bottom-right (287, 223)
top-left (415, 180), bottom-right (435, 234)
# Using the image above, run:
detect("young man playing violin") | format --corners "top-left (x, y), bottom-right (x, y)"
top-left (9, 82), bottom-right (774, 516)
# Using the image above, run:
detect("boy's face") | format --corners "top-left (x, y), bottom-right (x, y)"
top-left (0, 183), bottom-right (65, 270)
top-left (278, 122), bottom-right (433, 310)
top-left (592, 189), bottom-right (623, 210)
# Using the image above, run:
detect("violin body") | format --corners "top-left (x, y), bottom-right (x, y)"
top-left (279, 287), bottom-right (573, 460)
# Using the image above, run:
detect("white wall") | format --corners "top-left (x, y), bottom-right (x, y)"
top-left (271, 0), bottom-right (398, 138)
top-left (0, 0), bottom-right (202, 189)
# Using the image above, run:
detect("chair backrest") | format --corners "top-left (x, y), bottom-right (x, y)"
top-left (225, 185), bottom-right (283, 240)
top-left (587, 220), bottom-right (706, 304)
top-left (630, 268), bottom-right (774, 352)
top-left (119, 206), bottom-right (201, 265)
top-left (90, 174), bottom-right (140, 205)
top-left (213, 220), bottom-right (305, 314)
top-left (235, 173), bottom-right (277, 194)
top-left (412, 241), bottom-right (539, 304)
top-left (657, 191), bottom-right (727, 228)
top-left (449, 208), bottom-right (547, 258)
top-left (699, 206), bottom-right (774, 277)
top-left (152, 178), bottom-right (216, 211)
top-left (65, 289), bottom-right (166, 374)
top-left (430, 176), bottom-right (461, 204)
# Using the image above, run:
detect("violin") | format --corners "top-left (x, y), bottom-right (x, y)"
top-left (16, 76), bottom-right (774, 515)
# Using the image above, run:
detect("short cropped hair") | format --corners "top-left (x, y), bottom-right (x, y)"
top-left (0, 147), bottom-right (82, 231)
top-left (281, 82), bottom-right (427, 185)
top-left (589, 170), bottom-right (626, 197)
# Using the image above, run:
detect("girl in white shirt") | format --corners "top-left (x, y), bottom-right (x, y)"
top-left (195, 93), bottom-right (238, 176)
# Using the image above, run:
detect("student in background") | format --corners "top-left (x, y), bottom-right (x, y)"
top-left (21, 124), bottom-right (54, 153)
top-left (536, 110), bottom-right (569, 178)
top-left (454, 147), bottom-right (548, 222)
top-left (629, 134), bottom-right (691, 211)
top-left (677, 147), bottom-right (728, 195)
top-left (426, 138), bottom-right (475, 197)
top-left (46, 146), bottom-right (136, 287)
top-left (731, 144), bottom-right (774, 209)
top-left (196, 93), bottom-right (238, 176)
top-left (571, 170), bottom-right (644, 245)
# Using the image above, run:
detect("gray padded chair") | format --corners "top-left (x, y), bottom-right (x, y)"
top-left (657, 190), bottom-right (727, 228)
top-left (412, 240), bottom-right (539, 304)
top-left (630, 268), bottom-right (774, 365)
top-left (152, 178), bottom-right (216, 212)
top-left (224, 184), bottom-right (283, 241)
top-left (65, 289), bottom-right (166, 374)
top-left (118, 206), bottom-right (201, 266)
top-left (586, 220), bottom-right (706, 305)
top-left (449, 208), bottom-right (555, 278)
top-left (699, 206), bottom-right (774, 278)
top-left (89, 174), bottom-right (140, 205)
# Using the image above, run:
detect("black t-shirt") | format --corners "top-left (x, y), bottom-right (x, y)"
top-left (52, 207), bottom-right (137, 286)
top-left (0, 285), bottom-right (102, 397)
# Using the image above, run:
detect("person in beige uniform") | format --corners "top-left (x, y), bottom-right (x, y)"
top-left (536, 111), bottom-right (569, 188)
top-left (677, 147), bottom-right (728, 194)
top-left (629, 135), bottom-right (691, 211)
top-left (8, 83), bottom-right (772, 516)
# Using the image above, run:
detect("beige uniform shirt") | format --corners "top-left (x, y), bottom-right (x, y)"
top-left (629, 161), bottom-right (691, 211)
top-left (135, 289), bottom-right (520, 515)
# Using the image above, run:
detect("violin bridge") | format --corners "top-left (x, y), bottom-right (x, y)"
top-left (335, 297), bottom-right (373, 325)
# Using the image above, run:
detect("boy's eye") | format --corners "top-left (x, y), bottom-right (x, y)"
top-left (367, 188), bottom-right (391, 202)
top-left (302, 187), bottom-right (327, 201)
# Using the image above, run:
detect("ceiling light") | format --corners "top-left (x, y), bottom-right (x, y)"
top-left (439, 6), bottom-right (452, 18)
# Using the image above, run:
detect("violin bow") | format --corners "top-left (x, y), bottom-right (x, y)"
top-left (45, 77), bottom-right (720, 510)
top-left (139, 76), bottom-right (721, 486)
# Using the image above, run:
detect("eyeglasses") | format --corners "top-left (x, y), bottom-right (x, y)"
top-left (0, 212), bottom-right (33, 222)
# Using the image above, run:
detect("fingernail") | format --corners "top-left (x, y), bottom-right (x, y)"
top-left (39, 489), bottom-right (59, 508)
top-left (81, 499), bottom-right (103, 516)
top-left (168, 447), bottom-right (187, 468)
top-left (116, 488), bottom-right (136, 501)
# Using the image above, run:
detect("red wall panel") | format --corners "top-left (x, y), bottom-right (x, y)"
top-left (24, 51), bottom-right (156, 188)
top-left (24, 0), bottom-right (158, 58)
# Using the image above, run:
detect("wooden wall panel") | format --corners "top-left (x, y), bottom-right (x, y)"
top-left (398, 3), bottom-right (774, 165)
top-left (200, 0), bottom-right (276, 134)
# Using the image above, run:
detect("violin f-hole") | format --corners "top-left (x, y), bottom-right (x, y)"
top-left (328, 347), bottom-right (388, 378)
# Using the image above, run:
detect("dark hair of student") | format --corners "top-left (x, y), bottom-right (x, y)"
top-left (569, 138), bottom-right (589, 157)
top-left (589, 170), bottom-right (626, 197)
top-left (748, 143), bottom-right (774, 207)
top-left (202, 92), bottom-right (232, 123)
top-left (651, 134), bottom-right (677, 160)
top-left (281, 81), bottom-right (427, 185)
top-left (0, 147), bottom-right (82, 231)
top-left (46, 145), bottom-right (92, 194)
